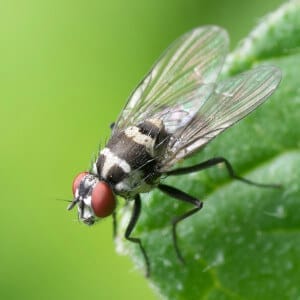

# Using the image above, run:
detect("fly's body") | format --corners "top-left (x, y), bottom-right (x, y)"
top-left (68, 26), bottom-right (281, 276)
top-left (95, 119), bottom-right (169, 198)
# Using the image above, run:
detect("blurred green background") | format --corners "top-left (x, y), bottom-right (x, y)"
top-left (0, 0), bottom-right (284, 299)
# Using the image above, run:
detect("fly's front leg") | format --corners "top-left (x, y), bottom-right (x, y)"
top-left (125, 194), bottom-right (150, 277)
top-left (112, 210), bottom-right (117, 239)
top-left (158, 184), bottom-right (203, 264)
top-left (165, 157), bottom-right (281, 188)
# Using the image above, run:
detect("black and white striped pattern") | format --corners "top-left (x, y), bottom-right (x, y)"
top-left (95, 118), bottom-right (169, 197)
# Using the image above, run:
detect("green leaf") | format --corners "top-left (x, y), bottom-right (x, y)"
top-left (117, 1), bottom-right (300, 299)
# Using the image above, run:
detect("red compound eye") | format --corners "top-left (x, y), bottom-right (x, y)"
top-left (72, 172), bottom-right (88, 196)
top-left (91, 181), bottom-right (116, 218)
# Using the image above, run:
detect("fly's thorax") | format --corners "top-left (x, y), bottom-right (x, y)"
top-left (95, 118), bottom-right (170, 197)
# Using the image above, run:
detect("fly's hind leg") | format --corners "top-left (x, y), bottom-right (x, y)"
top-left (165, 157), bottom-right (281, 188)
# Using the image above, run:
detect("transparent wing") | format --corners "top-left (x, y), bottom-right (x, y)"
top-left (161, 65), bottom-right (282, 170)
top-left (113, 26), bottom-right (229, 133)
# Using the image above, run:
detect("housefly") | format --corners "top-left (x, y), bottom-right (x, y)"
top-left (68, 26), bottom-right (281, 276)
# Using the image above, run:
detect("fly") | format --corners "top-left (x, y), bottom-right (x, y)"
top-left (68, 26), bottom-right (281, 277)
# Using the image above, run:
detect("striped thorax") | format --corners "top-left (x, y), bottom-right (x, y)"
top-left (96, 118), bottom-right (169, 198)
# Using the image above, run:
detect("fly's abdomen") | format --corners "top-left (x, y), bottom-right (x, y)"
top-left (95, 119), bottom-right (169, 197)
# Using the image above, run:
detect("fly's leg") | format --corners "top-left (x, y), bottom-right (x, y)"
top-left (125, 194), bottom-right (150, 277)
top-left (110, 122), bottom-right (115, 130)
top-left (165, 157), bottom-right (281, 188)
top-left (158, 184), bottom-right (203, 264)
top-left (112, 210), bottom-right (117, 239)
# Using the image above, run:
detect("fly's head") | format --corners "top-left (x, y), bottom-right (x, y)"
top-left (68, 172), bottom-right (116, 225)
